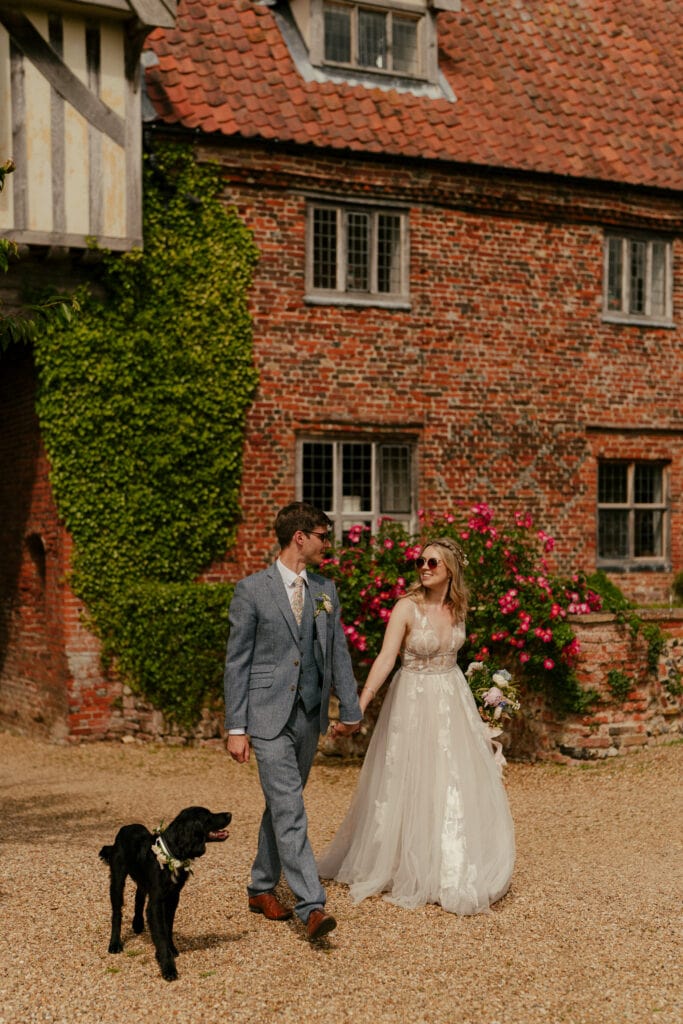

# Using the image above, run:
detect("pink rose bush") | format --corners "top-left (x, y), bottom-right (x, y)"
top-left (320, 506), bottom-right (604, 714)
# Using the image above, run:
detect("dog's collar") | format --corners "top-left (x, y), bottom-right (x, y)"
top-left (151, 833), bottom-right (194, 882)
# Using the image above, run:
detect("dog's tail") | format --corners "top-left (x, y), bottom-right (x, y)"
top-left (99, 844), bottom-right (114, 864)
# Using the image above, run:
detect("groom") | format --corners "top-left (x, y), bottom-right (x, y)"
top-left (224, 502), bottom-right (362, 940)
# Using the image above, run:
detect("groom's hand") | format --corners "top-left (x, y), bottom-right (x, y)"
top-left (331, 721), bottom-right (362, 738)
top-left (227, 734), bottom-right (251, 763)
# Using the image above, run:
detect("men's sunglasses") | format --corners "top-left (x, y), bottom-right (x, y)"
top-left (414, 556), bottom-right (441, 570)
top-left (305, 530), bottom-right (330, 542)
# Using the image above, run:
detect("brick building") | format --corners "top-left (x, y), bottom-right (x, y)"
top-left (1, 0), bottom-right (682, 741)
top-left (145, 0), bottom-right (682, 602)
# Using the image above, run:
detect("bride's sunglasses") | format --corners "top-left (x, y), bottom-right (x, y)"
top-left (414, 557), bottom-right (441, 570)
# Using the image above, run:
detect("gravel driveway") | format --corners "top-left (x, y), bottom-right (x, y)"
top-left (0, 733), bottom-right (681, 1024)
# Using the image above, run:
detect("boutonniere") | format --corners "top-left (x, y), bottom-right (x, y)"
top-left (315, 593), bottom-right (333, 617)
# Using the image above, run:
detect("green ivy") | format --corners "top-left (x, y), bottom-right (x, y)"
top-left (606, 668), bottom-right (634, 703)
top-left (586, 571), bottom-right (668, 675)
top-left (104, 582), bottom-right (234, 727)
top-left (33, 144), bottom-right (259, 729)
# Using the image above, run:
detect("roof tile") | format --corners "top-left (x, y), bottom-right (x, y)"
top-left (145, 0), bottom-right (683, 190)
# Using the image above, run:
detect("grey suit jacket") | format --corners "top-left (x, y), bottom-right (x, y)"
top-left (223, 564), bottom-right (362, 739)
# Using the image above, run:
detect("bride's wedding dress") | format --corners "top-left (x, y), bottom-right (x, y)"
top-left (318, 600), bottom-right (515, 914)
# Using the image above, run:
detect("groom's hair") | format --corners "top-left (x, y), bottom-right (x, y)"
top-left (274, 502), bottom-right (331, 548)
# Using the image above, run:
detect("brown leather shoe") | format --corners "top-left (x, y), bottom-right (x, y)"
top-left (248, 892), bottom-right (293, 921)
top-left (306, 909), bottom-right (337, 941)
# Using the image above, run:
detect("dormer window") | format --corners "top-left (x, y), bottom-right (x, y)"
top-left (323, 1), bottom-right (422, 77)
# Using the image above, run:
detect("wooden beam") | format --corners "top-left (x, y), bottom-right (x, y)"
top-left (0, 9), bottom-right (125, 147)
top-left (126, 0), bottom-right (176, 29)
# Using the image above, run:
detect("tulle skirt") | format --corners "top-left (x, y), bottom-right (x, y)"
top-left (318, 664), bottom-right (515, 914)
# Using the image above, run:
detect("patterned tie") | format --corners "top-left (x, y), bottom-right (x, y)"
top-left (291, 575), bottom-right (305, 626)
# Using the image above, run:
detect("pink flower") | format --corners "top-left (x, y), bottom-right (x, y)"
top-left (383, 538), bottom-right (394, 549)
top-left (483, 686), bottom-right (505, 707)
top-left (543, 658), bottom-right (555, 670)
top-left (519, 652), bottom-right (531, 663)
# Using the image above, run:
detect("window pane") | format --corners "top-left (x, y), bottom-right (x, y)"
top-left (598, 510), bottom-right (629, 559)
top-left (313, 207), bottom-right (337, 289)
top-left (358, 9), bottom-right (386, 69)
top-left (651, 241), bottom-right (666, 317)
top-left (377, 213), bottom-right (401, 293)
top-left (302, 442), bottom-right (334, 510)
top-left (598, 462), bottom-right (627, 504)
top-left (346, 211), bottom-right (369, 291)
top-left (634, 463), bottom-right (662, 504)
top-left (392, 16), bottom-right (418, 74)
top-left (380, 445), bottom-right (411, 513)
top-left (342, 443), bottom-right (372, 511)
top-left (324, 3), bottom-right (351, 63)
top-left (634, 510), bottom-right (662, 557)
top-left (629, 240), bottom-right (646, 314)
top-left (607, 237), bottom-right (623, 311)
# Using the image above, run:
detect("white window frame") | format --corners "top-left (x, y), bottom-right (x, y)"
top-left (297, 436), bottom-right (417, 540)
top-left (597, 460), bottom-right (670, 569)
top-left (305, 200), bottom-right (410, 307)
top-left (602, 233), bottom-right (674, 327)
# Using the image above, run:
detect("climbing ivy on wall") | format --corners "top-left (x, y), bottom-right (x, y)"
top-left (33, 144), bottom-right (259, 728)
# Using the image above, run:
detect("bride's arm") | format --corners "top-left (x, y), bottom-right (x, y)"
top-left (359, 599), bottom-right (412, 714)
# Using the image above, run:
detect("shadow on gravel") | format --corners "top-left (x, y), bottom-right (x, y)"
top-left (0, 792), bottom-right (110, 845)
top-left (178, 929), bottom-right (249, 952)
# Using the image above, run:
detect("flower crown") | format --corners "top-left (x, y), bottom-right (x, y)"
top-left (428, 537), bottom-right (469, 567)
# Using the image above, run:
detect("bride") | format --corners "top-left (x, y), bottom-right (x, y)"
top-left (318, 537), bottom-right (515, 914)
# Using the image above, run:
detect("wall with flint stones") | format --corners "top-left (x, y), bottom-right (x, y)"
top-left (55, 611), bottom-right (683, 764)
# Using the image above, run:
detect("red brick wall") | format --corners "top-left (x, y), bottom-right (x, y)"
top-left (0, 347), bottom-right (71, 737)
top-left (509, 611), bottom-right (683, 762)
top-left (0, 334), bottom-right (113, 741)
top-left (201, 142), bottom-right (682, 605)
top-left (79, 611), bottom-right (683, 762)
top-left (2, 142), bottom-right (681, 742)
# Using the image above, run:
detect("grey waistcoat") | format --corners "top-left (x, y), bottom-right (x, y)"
top-left (297, 588), bottom-right (323, 712)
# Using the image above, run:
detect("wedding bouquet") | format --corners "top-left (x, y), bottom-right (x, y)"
top-left (465, 662), bottom-right (521, 726)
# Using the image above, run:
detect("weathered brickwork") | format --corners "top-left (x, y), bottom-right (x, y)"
top-left (1, 145), bottom-right (681, 747)
top-left (26, 612), bottom-right (680, 763)
top-left (206, 144), bottom-right (683, 606)
top-left (508, 612), bottom-right (683, 763)
top-left (0, 348), bottom-right (70, 739)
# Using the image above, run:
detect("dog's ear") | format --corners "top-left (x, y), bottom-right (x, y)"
top-left (185, 821), bottom-right (207, 860)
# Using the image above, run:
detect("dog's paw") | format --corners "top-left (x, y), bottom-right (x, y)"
top-left (108, 940), bottom-right (124, 954)
top-left (161, 962), bottom-right (178, 982)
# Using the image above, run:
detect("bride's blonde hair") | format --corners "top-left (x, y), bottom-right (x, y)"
top-left (405, 536), bottom-right (469, 622)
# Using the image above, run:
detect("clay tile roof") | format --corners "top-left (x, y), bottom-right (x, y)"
top-left (145, 0), bottom-right (683, 191)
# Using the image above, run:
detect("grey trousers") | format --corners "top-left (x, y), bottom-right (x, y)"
top-left (248, 699), bottom-right (325, 922)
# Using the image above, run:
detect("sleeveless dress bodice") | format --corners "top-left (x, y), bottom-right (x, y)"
top-left (401, 607), bottom-right (464, 674)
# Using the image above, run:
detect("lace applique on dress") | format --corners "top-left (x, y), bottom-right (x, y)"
top-left (401, 600), bottom-right (464, 675)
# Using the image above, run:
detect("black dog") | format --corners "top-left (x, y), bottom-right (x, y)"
top-left (99, 805), bottom-right (231, 981)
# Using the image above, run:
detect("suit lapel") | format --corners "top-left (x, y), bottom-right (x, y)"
top-left (266, 565), bottom-right (299, 642)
